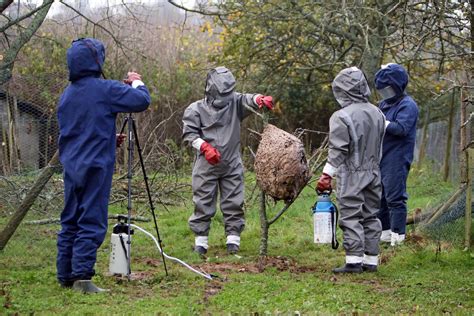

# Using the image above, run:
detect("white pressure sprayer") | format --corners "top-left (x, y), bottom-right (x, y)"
top-left (108, 216), bottom-right (213, 280)
top-left (109, 221), bottom-right (133, 275)
top-left (312, 190), bottom-right (339, 249)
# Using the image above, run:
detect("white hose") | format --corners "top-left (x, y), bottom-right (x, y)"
top-left (130, 224), bottom-right (213, 280)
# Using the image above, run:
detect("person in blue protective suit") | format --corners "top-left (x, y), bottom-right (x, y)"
top-left (374, 63), bottom-right (419, 246)
top-left (56, 38), bottom-right (150, 293)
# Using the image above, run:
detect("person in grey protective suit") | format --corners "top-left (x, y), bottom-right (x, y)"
top-left (182, 66), bottom-right (274, 255)
top-left (317, 67), bottom-right (385, 273)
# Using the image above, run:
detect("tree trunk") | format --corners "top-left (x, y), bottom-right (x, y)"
top-left (259, 191), bottom-right (269, 257)
top-left (0, 150), bottom-right (59, 250)
top-left (465, 0), bottom-right (473, 249)
top-left (443, 89), bottom-right (456, 181)
top-left (460, 85), bottom-right (472, 249)
top-left (0, 0), bottom-right (14, 13)
top-left (465, 148), bottom-right (473, 249)
top-left (417, 106), bottom-right (430, 168)
top-left (0, 0), bottom-right (53, 86)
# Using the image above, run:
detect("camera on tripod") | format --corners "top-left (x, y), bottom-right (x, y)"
top-left (108, 113), bottom-right (214, 281)
top-left (110, 113), bottom-right (168, 279)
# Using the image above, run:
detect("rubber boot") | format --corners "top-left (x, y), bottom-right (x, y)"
top-left (59, 280), bottom-right (74, 288)
top-left (362, 254), bottom-right (378, 272)
top-left (332, 263), bottom-right (363, 274)
top-left (226, 244), bottom-right (239, 254)
top-left (194, 245), bottom-right (207, 256)
top-left (362, 264), bottom-right (378, 272)
top-left (72, 280), bottom-right (109, 293)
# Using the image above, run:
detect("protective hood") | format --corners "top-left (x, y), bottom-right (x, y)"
top-left (67, 38), bottom-right (105, 82)
top-left (374, 63), bottom-right (408, 103)
top-left (205, 66), bottom-right (236, 109)
top-left (331, 67), bottom-right (371, 108)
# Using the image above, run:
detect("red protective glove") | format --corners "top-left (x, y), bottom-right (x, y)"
top-left (200, 142), bottom-right (221, 165)
top-left (316, 173), bottom-right (332, 193)
top-left (123, 72), bottom-right (142, 85)
top-left (255, 95), bottom-right (274, 110)
top-left (116, 133), bottom-right (126, 148)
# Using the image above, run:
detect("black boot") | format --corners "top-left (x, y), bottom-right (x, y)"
top-left (194, 245), bottom-right (207, 256)
top-left (72, 280), bottom-right (109, 293)
top-left (362, 264), bottom-right (378, 272)
top-left (332, 263), bottom-right (363, 274)
top-left (59, 280), bottom-right (74, 288)
top-left (226, 243), bottom-right (239, 254)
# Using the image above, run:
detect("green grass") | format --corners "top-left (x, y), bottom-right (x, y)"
top-left (0, 170), bottom-right (473, 314)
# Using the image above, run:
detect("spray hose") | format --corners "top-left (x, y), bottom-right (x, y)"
top-left (130, 224), bottom-right (213, 280)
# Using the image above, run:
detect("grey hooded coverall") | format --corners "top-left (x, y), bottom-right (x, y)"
top-left (328, 67), bottom-right (385, 258)
top-left (182, 67), bottom-right (259, 237)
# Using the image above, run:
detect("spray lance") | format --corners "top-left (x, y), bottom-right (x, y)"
top-left (108, 215), bottom-right (214, 280)
top-left (312, 189), bottom-right (339, 249)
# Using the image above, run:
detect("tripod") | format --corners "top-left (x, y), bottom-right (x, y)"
top-left (119, 113), bottom-right (168, 279)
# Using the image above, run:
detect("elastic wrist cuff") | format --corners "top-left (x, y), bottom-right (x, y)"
top-left (322, 163), bottom-right (337, 178)
top-left (192, 138), bottom-right (205, 151)
top-left (131, 80), bottom-right (145, 89)
top-left (253, 94), bottom-right (262, 105)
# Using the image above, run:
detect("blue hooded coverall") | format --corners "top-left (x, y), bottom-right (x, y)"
top-left (375, 64), bottom-right (419, 235)
top-left (56, 38), bottom-right (150, 284)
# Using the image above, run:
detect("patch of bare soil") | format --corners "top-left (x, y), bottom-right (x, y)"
top-left (204, 280), bottom-right (224, 302)
top-left (195, 256), bottom-right (320, 277)
top-left (254, 124), bottom-right (310, 201)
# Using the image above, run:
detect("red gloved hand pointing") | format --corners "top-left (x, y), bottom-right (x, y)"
top-left (116, 133), bottom-right (126, 148)
top-left (200, 142), bottom-right (221, 165)
top-left (316, 173), bottom-right (332, 193)
top-left (255, 95), bottom-right (274, 110)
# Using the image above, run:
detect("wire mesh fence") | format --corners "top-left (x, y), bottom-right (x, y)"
top-left (0, 69), bottom-right (193, 262)
top-left (0, 87), bottom-right (58, 175)
top-left (409, 186), bottom-right (474, 246)
top-left (411, 86), bottom-right (474, 248)
top-left (1, 76), bottom-right (473, 252)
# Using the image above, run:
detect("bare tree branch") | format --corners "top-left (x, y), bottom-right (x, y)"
top-left (0, 0), bottom-right (13, 14)
top-left (0, 0), bottom-right (54, 85)
top-left (0, 0), bottom-right (52, 33)
top-left (167, 0), bottom-right (222, 17)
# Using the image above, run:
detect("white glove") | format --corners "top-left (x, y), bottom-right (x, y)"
top-left (385, 120), bottom-right (391, 129)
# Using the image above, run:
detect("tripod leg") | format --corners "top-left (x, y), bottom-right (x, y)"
top-left (119, 116), bottom-right (128, 135)
top-left (131, 118), bottom-right (169, 276)
top-left (126, 113), bottom-right (133, 280)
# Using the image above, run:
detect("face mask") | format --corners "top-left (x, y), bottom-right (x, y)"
top-left (377, 86), bottom-right (396, 100)
top-left (210, 92), bottom-right (234, 109)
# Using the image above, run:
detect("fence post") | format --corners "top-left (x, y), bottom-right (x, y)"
top-left (417, 105), bottom-right (430, 169)
top-left (443, 88), bottom-right (456, 182)
top-left (465, 148), bottom-right (472, 249)
top-left (460, 85), bottom-right (472, 249)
